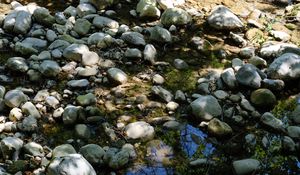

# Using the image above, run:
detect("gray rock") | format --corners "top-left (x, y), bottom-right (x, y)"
top-left (20, 115), bottom-right (38, 132)
top-left (67, 79), bottom-right (90, 88)
top-left (151, 86), bottom-right (173, 102)
top-left (64, 6), bottom-right (77, 17)
top-left (173, 59), bottom-right (188, 70)
top-left (107, 68), bottom-right (128, 85)
top-left (45, 96), bottom-right (60, 108)
top-left (76, 93), bottom-right (96, 106)
top-left (3, 10), bottom-right (32, 35)
top-left (46, 30), bottom-right (57, 42)
top-left (239, 47), bottom-right (255, 59)
top-left (21, 102), bottom-right (41, 119)
top-left (236, 64), bottom-right (262, 88)
top-left (77, 3), bottom-right (96, 17)
top-left (0, 137), bottom-right (23, 160)
top-left (259, 41), bottom-right (297, 58)
top-left (82, 51), bottom-right (100, 66)
top-left (38, 51), bottom-right (52, 60)
top-left (23, 142), bottom-right (44, 157)
top-left (79, 144), bottom-right (105, 164)
top-left (261, 112), bottom-right (284, 132)
top-left (267, 53), bottom-right (300, 80)
top-left (33, 7), bottom-right (55, 26)
top-left (87, 32), bottom-right (106, 45)
top-left (77, 67), bottom-right (98, 77)
top-left (55, 12), bottom-right (67, 24)
top-left (63, 44), bottom-right (90, 61)
top-left (250, 88), bottom-right (276, 108)
top-left (4, 89), bottom-right (27, 108)
top-left (240, 99), bottom-right (255, 112)
top-left (15, 38), bottom-right (47, 55)
top-left (121, 32), bottom-right (146, 46)
top-left (48, 39), bottom-right (70, 51)
top-left (157, 0), bottom-right (175, 10)
top-left (33, 89), bottom-right (49, 102)
top-left (143, 44), bottom-right (156, 64)
top-left (27, 69), bottom-right (42, 82)
top-left (232, 58), bottom-right (244, 71)
top-left (175, 90), bottom-right (186, 101)
top-left (161, 8), bottom-right (191, 26)
top-left (282, 136), bottom-right (296, 152)
top-left (207, 5), bottom-right (244, 30)
top-left (208, 118), bottom-right (232, 137)
top-left (124, 48), bottom-right (143, 59)
top-left (270, 30), bottom-right (290, 42)
top-left (73, 18), bottom-right (91, 36)
top-left (9, 107), bottom-right (23, 121)
top-left (213, 90), bottom-right (229, 100)
top-left (75, 124), bottom-right (91, 139)
top-left (6, 57), bottom-right (28, 73)
top-left (52, 144), bottom-right (77, 158)
top-left (152, 74), bottom-right (165, 85)
top-left (62, 106), bottom-right (79, 125)
top-left (125, 121), bottom-right (155, 141)
top-left (249, 56), bottom-right (267, 67)
top-left (233, 159), bottom-right (260, 175)
top-left (262, 79), bottom-right (284, 91)
top-left (137, 0), bottom-right (161, 18)
top-left (39, 60), bottom-right (62, 77)
top-left (291, 105), bottom-right (300, 124)
top-left (190, 95), bottom-right (222, 120)
top-left (46, 154), bottom-right (96, 175)
top-left (163, 120), bottom-right (181, 130)
top-left (221, 68), bottom-right (237, 89)
top-left (108, 149), bottom-right (130, 169)
top-left (93, 16), bottom-right (119, 29)
top-left (0, 86), bottom-right (5, 99)
top-left (287, 126), bottom-right (300, 139)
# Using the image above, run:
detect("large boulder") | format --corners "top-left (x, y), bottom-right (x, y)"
top-left (3, 10), bottom-right (32, 34)
top-left (207, 5), bottom-right (244, 30)
top-left (46, 154), bottom-right (96, 175)
top-left (161, 8), bottom-right (191, 27)
top-left (267, 53), bottom-right (300, 80)
top-left (190, 95), bottom-right (222, 121)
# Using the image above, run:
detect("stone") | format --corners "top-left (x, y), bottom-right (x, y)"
top-left (124, 48), bottom-right (143, 59)
top-left (21, 115), bottom-right (37, 132)
top-left (250, 89), bottom-right (276, 108)
top-left (240, 99), bottom-right (255, 112)
top-left (125, 121), bottom-right (155, 141)
top-left (137, 0), bottom-right (161, 18)
top-left (0, 137), bottom-right (23, 160)
top-left (4, 89), bottom-right (27, 108)
top-left (21, 102), bottom-right (41, 119)
top-left (157, 0), bottom-right (174, 10)
top-left (81, 51), bottom-right (100, 66)
top-left (208, 118), bottom-right (232, 137)
top-left (23, 142), bottom-right (44, 157)
top-left (33, 89), bottom-right (49, 102)
top-left (67, 79), bottom-right (90, 88)
top-left (63, 44), bottom-right (89, 62)
top-left (77, 67), bottom-right (98, 77)
top-left (161, 8), bottom-right (192, 26)
top-left (87, 32), bottom-right (107, 45)
top-left (259, 41), bottom-right (297, 58)
top-left (121, 32), bottom-right (146, 46)
top-left (39, 60), bottom-right (61, 77)
top-left (93, 16), bottom-right (119, 29)
top-left (166, 101), bottom-right (179, 111)
top-left (53, 107), bottom-right (64, 118)
top-left (107, 68), bottom-right (128, 85)
top-left (76, 93), bottom-right (96, 106)
top-left (236, 64), bottom-right (262, 88)
top-left (77, 3), bottom-right (96, 17)
top-left (175, 90), bottom-right (186, 101)
top-left (213, 90), bottom-right (229, 100)
top-left (108, 149), bottom-right (130, 169)
top-left (262, 79), bottom-right (284, 91)
top-left (64, 6), bottom-right (78, 17)
top-left (79, 144), bottom-right (105, 164)
top-left (287, 126), bottom-right (300, 139)
top-left (0, 86), bottom-right (5, 99)
top-left (46, 30), bottom-right (57, 42)
top-left (190, 95), bottom-right (222, 121)
top-left (48, 39), bottom-right (70, 52)
top-left (15, 38), bottom-right (47, 55)
top-left (52, 144), bottom-right (77, 158)
top-left (33, 7), bottom-right (55, 26)
top-left (239, 47), bottom-right (255, 59)
top-left (221, 68), bottom-right (237, 89)
top-left (163, 120), bottom-right (181, 130)
top-left (232, 58), bottom-right (244, 71)
top-left (151, 86), bottom-right (173, 102)
top-left (45, 96), bottom-right (60, 108)
top-left (267, 53), bottom-right (300, 80)
top-left (282, 136), bottom-right (296, 152)
top-left (3, 10), bottom-right (32, 35)
top-left (46, 154), bottom-right (96, 175)
top-left (6, 57), bottom-right (28, 73)
top-left (73, 18), bottom-right (91, 36)
top-left (291, 105), bottom-right (300, 124)
top-left (270, 30), bottom-right (290, 42)
top-left (260, 112), bottom-right (284, 132)
top-left (173, 59), bottom-right (188, 70)
top-left (62, 106), bottom-right (79, 125)
top-left (9, 108), bottom-right (23, 121)
top-left (75, 124), bottom-right (91, 139)
top-left (207, 5), bottom-right (244, 30)
top-left (249, 56), bottom-right (267, 67)
top-left (152, 74), bottom-right (165, 84)
top-left (143, 44), bottom-right (156, 64)
top-left (233, 159), bottom-right (260, 175)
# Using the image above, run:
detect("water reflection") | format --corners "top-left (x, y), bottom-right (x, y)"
top-left (180, 124), bottom-right (215, 158)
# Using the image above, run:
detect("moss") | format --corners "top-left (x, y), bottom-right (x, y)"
top-left (164, 68), bottom-right (197, 93)
top-left (271, 97), bottom-right (297, 119)
top-left (42, 124), bottom-right (74, 146)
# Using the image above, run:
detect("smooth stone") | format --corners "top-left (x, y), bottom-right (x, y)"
top-left (190, 95), bottom-right (222, 120)
top-left (152, 74), bottom-right (165, 85)
top-left (4, 89), bottom-right (27, 108)
top-left (23, 142), bottom-right (44, 157)
top-left (124, 48), bottom-right (143, 59)
top-left (248, 56), bottom-right (267, 67)
top-left (9, 107), bottom-right (23, 121)
top-left (77, 3), bottom-right (96, 17)
top-left (39, 60), bottom-right (62, 77)
top-left (107, 68), bottom-right (128, 85)
top-left (6, 57), bottom-right (28, 73)
top-left (52, 144), bottom-right (76, 158)
top-left (221, 68), bottom-right (237, 89)
top-left (125, 121), bottom-right (155, 141)
top-left (259, 41), bottom-right (297, 58)
top-left (163, 120), bottom-right (181, 130)
top-left (173, 58), bottom-right (188, 70)
top-left (20, 115), bottom-right (37, 132)
top-left (73, 18), bottom-right (91, 36)
top-left (260, 112), bottom-right (284, 132)
top-left (79, 144), bottom-right (105, 164)
top-left (240, 99), bottom-right (255, 112)
top-left (45, 96), bottom-right (60, 108)
top-left (0, 137), bottom-right (23, 160)
top-left (287, 126), bottom-right (300, 139)
top-left (67, 79), bottom-right (90, 88)
top-left (250, 89), bottom-right (276, 108)
top-left (143, 44), bottom-right (157, 64)
top-left (81, 51), bottom-right (100, 66)
top-left (262, 79), bottom-right (284, 91)
top-left (282, 136), bottom-right (296, 152)
top-left (121, 32), bottom-right (146, 46)
top-left (108, 149), bottom-right (130, 169)
top-left (161, 7), bottom-right (191, 26)
top-left (151, 86), bottom-right (173, 102)
top-left (76, 93), bottom-right (96, 106)
top-left (33, 89), bottom-right (49, 102)
top-left (63, 44), bottom-right (89, 62)
top-left (46, 30), bottom-right (57, 42)
top-left (46, 154), bottom-right (96, 175)
top-left (233, 159), bottom-right (260, 175)
top-left (236, 64), bottom-right (262, 88)
top-left (93, 16), bottom-right (119, 29)
top-left (62, 106), bottom-right (79, 125)
top-left (21, 102), bottom-right (41, 119)
top-left (208, 118), bottom-right (232, 137)
top-left (137, 0), bottom-right (161, 18)
top-left (291, 105), bottom-right (300, 124)
top-left (148, 26), bottom-right (172, 43)
top-left (75, 124), bottom-right (91, 139)
top-left (77, 67), bottom-right (98, 77)
top-left (33, 7), bottom-right (55, 26)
